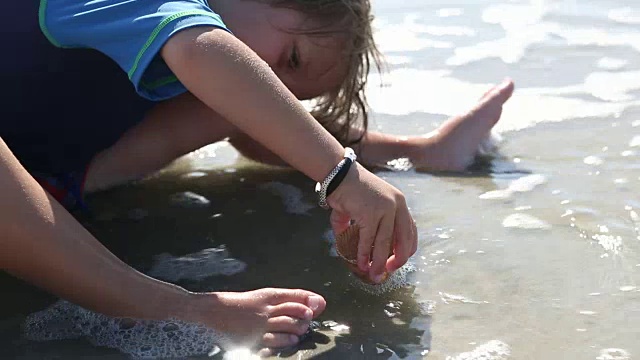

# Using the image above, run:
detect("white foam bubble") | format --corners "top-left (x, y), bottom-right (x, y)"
top-left (24, 301), bottom-right (228, 359)
top-left (169, 191), bottom-right (210, 208)
top-left (508, 174), bottom-right (547, 193)
top-left (597, 57), bottom-right (628, 71)
top-left (374, 16), bottom-right (453, 53)
top-left (258, 182), bottom-right (314, 215)
top-left (479, 189), bottom-right (512, 200)
top-left (350, 263), bottom-right (417, 295)
top-left (597, 348), bottom-right (631, 360)
top-left (554, 26), bottom-right (640, 54)
top-left (439, 292), bottom-right (487, 305)
top-left (193, 142), bottom-right (227, 157)
top-left (579, 310), bottom-right (597, 316)
top-left (591, 234), bottom-right (622, 254)
top-left (480, 174), bottom-right (546, 200)
top-left (384, 157), bottom-right (413, 171)
top-left (477, 132), bottom-right (503, 158)
top-left (323, 229), bottom-right (340, 257)
top-left (181, 142), bottom-right (239, 171)
top-left (446, 3), bottom-right (551, 66)
top-left (608, 7), bottom-right (640, 25)
top-left (629, 136), bottom-right (640, 148)
top-left (584, 156), bottom-right (604, 166)
top-left (502, 213), bottom-right (551, 230)
top-left (148, 246), bottom-right (247, 282)
top-left (366, 68), bottom-right (631, 133)
top-left (447, 340), bottom-right (511, 360)
top-left (584, 71), bottom-right (640, 103)
top-left (437, 8), bottom-right (463, 18)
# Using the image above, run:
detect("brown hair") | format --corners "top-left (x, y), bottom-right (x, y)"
top-left (257, 0), bottom-right (384, 145)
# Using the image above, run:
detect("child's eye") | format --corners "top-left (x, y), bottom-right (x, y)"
top-left (288, 46), bottom-right (300, 70)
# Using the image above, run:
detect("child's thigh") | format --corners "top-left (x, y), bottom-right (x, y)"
top-left (2, 47), bottom-right (154, 209)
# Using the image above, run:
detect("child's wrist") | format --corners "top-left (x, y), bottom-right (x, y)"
top-left (325, 161), bottom-right (361, 209)
top-left (315, 147), bottom-right (356, 209)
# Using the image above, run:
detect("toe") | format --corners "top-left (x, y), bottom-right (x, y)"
top-left (261, 332), bottom-right (299, 348)
top-left (480, 78), bottom-right (514, 104)
top-left (267, 316), bottom-right (310, 336)
top-left (264, 289), bottom-right (326, 317)
top-left (268, 302), bottom-right (313, 320)
top-left (490, 79), bottom-right (515, 103)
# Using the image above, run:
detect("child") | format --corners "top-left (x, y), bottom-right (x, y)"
top-left (0, 0), bottom-right (513, 354)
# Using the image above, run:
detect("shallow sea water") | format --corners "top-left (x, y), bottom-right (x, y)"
top-left (2, 0), bottom-right (640, 359)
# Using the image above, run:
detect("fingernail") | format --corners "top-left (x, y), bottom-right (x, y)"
top-left (303, 308), bottom-right (313, 320)
top-left (359, 260), bottom-right (369, 272)
top-left (307, 295), bottom-right (323, 312)
top-left (289, 334), bottom-right (299, 344)
top-left (373, 273), bottom-right (385, 284)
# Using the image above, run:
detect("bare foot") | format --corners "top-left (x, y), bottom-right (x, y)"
top-left (185, 288), bottom-right (326, 353)
top-left (411, 78), bottom-right (515, 171)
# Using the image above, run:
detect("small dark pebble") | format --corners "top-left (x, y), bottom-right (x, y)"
top-left (298, 321), bottom-right (321, 342)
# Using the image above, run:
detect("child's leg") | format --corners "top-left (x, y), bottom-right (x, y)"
top-left (86, 79), bottom-right (514, 194)
top-left (84, 93), bottom-right (240, 192)
top-left (355, 79), bottom-right (515, 171)
top-left (84, 92), bottom-right (298, 193)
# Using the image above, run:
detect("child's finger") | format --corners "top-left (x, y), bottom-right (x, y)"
top-left (410, 217), bottom-right (418, 255)
top-left (356, 219), bottom-right (377, 272)
top-left (368, 213), bottom-right (395, 283)
top-left (386, 203), bottom-right (416, 272)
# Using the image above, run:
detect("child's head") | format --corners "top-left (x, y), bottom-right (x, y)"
top-left (279, 0), bottom-right (383, 146)
top-left (224, 0), bottom-right (382, 145)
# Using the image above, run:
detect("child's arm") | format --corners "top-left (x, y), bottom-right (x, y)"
top-left (161, 28), bottom-right (343, 182)
top-left (230, 79), bottom-right (514, 173)
top-left (0, 138), bottom-right (192, 320)
top-left (162, 27), bottom-right (417, 278)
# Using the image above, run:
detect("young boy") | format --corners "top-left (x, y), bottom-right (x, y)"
top-left (1, 0), bottom-right (513, 353)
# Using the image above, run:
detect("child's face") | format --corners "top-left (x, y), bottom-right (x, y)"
top-left (219, 1), bottom-right (349, 100)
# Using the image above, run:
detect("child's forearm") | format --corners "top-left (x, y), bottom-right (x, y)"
top-left (0, 138), bottom-right (191, 320)
top-left (161, 27), bottom-right (345, 182)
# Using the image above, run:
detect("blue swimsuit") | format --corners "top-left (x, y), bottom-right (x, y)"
top-left (2, 0), bottom-right (229, 209)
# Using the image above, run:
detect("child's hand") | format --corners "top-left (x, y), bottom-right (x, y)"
top-left (327, 162), bottom-right (417, 283)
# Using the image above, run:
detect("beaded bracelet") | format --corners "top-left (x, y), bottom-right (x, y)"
top-left (315, 147), bottom-right (357, 209)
